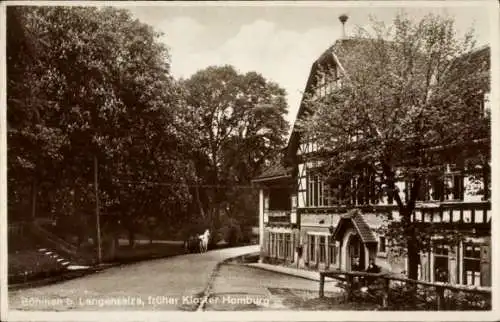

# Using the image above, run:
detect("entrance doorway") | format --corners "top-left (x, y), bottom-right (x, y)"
top-left (347, 234), bottom-right (365, 271)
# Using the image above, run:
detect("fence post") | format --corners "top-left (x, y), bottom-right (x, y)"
top-left (346, 274), bottom-right (354, 301)
top-left (382, 277), bottom-right (390, 308)
top-left (406, 279), bottom-right (417, 307)
top-left (319, 272), bottom-right (325, 298)
top-left (436, 286), bottom-right (445, 310)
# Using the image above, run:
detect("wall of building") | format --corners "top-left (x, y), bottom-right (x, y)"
top-left (262, 226), bottom-right (299, 265)
top-left (417, 236), bottom-right (491, 287)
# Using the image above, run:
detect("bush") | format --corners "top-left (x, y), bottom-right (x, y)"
top-left (384, 283), bottom-right (490, 311)
top-left (225, 225), bottom-right (242, 246)
top-left (336, 277), bottom-right (490, 311)
top-left (386, 283), bottom-right (435, 310)
top-left (219, 218), bottom-right (243, 246)
top-left (447, 290), bottom-right (491, 310)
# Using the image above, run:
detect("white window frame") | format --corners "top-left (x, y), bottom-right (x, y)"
top-left (462, 243), bottom-right (481, 286)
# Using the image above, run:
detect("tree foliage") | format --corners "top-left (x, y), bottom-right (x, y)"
top-left (300, 13), bottom-right (490, 279)
top-left (182, 66), bottom-right (289, 234)
top-left (7, 7), bottom-right (290, 250)
top-left (7, 7), bottom-right (197, 247)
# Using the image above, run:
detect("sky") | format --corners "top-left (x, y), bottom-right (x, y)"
top-left (123, 2), bottom-right (494, 130)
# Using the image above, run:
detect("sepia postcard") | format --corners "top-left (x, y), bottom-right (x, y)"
top-left (1, 1), bottom-right (498, 321)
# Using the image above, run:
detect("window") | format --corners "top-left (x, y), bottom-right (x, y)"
top-left (269, 188), bottom-right (291, 211)
top-left (319, 236), bottom-right (326, 263)
top-left (285, 234), bottom-right (292, 261)
top-left (307, 174), bottom-right (333, 207)
top-left (408, 168), bottom-right (465, 202)
top-left (379, 236), bottom-right (386, 253)
top-left (268, 233), bottom-right (272, 256)
top-left (443, 173), bottom-right (464, 201)
top-left (463, 244), bottom-right (481, 286)
top-left (275, 233), bottom-right (278, 257)
top-left (342, 170), bottom-right (377, 206)
top-left (273, 233), bottom-right (278, 257)
top-left (278, 234), bottom-right (284, 258)
top-left (328, 242), bottom-right (337, 264)
top-left (308, 235), bottom-right (316, 262)
top-left (434, 244), bottom-right (449, 283)
top-left (429, 176), bottom-right (445, 201)
top-left (275, 233), bottom-right (279, 258)
top-left (268, 233), bottom-right (274, 257)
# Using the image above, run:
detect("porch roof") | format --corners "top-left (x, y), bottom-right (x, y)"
top-left (252, 162), bottom-right (293, 183)
top-left (332, 209), bottom-right (378, 244)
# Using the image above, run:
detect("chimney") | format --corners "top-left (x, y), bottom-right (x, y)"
top-left (339, 14), bottom-right (348, 39)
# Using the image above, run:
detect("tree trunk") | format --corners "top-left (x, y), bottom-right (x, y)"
top-left (399, 206), bottom-right (420, 281)
top-left (31, 179), bottom-right (37, 219)
top-left (108, 234), bottom-right (117, 260)
top-left (407, 235), bottom-right (419, 280)
top-left (94, 155), bottom-right (102, 263)
top-left (128, 229), bottom-right (135, 248)
top-left (195, 185), bottom-right (205, 218)
top-left (404, 176), bottom-right (421, 281)
top-left (114, 234), bottom-right (119, 252)
top-left (406, 229), bottom-right (419, 307)
top-left (382, 161), bottom-right (422, 280)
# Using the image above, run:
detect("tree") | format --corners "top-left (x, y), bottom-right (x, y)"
top-left (7, 7), bottom-right (71, 222)
top-left (7, 7), bottom-right (197, 251)
top-left (182, 66), bottom-right (289, 234)
top-left (300, 13), bottom-right (490, 279)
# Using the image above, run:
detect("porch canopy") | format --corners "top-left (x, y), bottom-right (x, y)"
top-left (252, 161), bottom-right (293, 185)
top-left (333, 209), bottom-right (377, 245)
top-left (332, 209), bottom-right (378, 245)
top-left (332, 209), bottom-right (379, 271)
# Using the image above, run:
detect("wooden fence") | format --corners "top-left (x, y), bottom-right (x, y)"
top-left (319, 269), bottom-right (491, 310)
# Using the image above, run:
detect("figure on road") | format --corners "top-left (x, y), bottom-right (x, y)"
top-left (185, 235), bottom-right (200, 253)
top-left (199, 229), bottom-right (210, 253)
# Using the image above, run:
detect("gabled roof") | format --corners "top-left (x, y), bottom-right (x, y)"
top-left (286, 38), bottom-right (370, 160)
top-left (445, 45), bottom-right (490, 88)
top-left (285, 38), bottom-right (490, 161)
top-left (332, 209), bottom-right (378, 244)
top-left (252, 161), bottom-right (293, 182)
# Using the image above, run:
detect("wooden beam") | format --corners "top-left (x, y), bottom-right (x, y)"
top-left (319, 272), bottom-right (325, 298)
top-left (436, 286), bottom-right (445, 310)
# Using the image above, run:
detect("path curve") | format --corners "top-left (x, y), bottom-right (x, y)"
top-left (9, 245), bottom-right (259, 311)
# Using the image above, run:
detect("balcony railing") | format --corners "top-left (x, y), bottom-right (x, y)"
top-left (267, 210), bottom-right (291, 223)
top-left (411, 201), bottom-right (491, 225)
top-left (297, 201), bottom-right (491, 227)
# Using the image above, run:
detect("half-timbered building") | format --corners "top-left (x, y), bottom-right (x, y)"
top-left (253, 34), bottom-right (491, 287)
